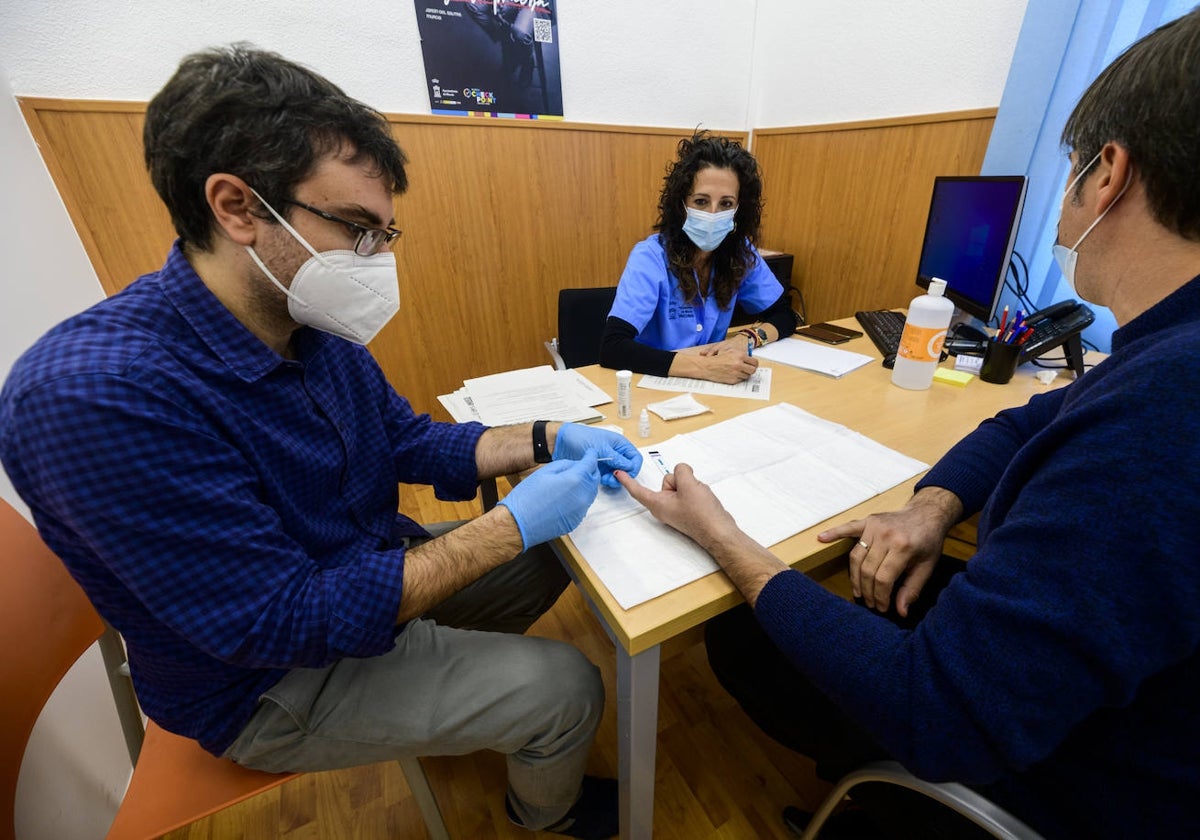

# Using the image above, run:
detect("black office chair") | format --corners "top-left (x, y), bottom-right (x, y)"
top-left (797, 760), bottom-right (1045, 840)
top-left (546, 286), bottom-right (618, 369)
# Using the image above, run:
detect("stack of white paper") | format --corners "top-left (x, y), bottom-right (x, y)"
top-left (438, 366), bottom-right (610, 425)
top-left (753, 338), bottom-right (873, 378)
top-left (568, 402), bottom-right (928, 609)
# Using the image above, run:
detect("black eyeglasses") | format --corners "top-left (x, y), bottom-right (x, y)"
top-left (282, 199), bottom-right (402, 257)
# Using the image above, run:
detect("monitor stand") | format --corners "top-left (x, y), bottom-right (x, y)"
top-left (949, 310), bottom-right (989, 342)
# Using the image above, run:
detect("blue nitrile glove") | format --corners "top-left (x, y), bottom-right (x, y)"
top-left (498, 452), bottom-right (602, 550)
top-left (554, 423), bottom-right (643, 489)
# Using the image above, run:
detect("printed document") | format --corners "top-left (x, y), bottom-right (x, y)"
top-left (459, 366), bottom-right (604, 426)
top-left (567, 403), bottom-right (928, 609)
top-left (439, 368), bottom-right (611, 424)
top-left (636, 367), bottom-right (772, 400)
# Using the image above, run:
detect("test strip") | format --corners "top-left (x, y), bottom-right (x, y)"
top-left (647, 450), bottom-right (670, 475)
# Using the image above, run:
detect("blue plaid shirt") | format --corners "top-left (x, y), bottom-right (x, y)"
top-left (0, 242), bottom-right (486, 754)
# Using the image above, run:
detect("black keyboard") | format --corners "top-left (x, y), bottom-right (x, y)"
top-left (854, 309), bottom-right (907, 357)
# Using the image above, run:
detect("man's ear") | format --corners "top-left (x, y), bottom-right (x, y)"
top-left (206, 174), bottom-right (260, 246)
top-left (1095, 143), bottom-right (1134, 215)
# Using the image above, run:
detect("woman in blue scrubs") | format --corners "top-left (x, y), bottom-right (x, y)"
top-left (599, 131), bottom-right (796, 383)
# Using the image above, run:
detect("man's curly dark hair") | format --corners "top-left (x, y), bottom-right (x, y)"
top-left (654, 130), bottom-right (764, 308)
top-left (144, 43), bottom-right (409, 252)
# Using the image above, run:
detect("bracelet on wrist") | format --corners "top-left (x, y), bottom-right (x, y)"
top-left (738, 328), bottom-right (761, 348)
top-left (532, 420), bottom-right (552, 463)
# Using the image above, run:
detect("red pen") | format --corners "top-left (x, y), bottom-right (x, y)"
top-left (999, 305), bottom-right (1009, 334)
top-left (1016, 327), bottom-right (1034, 345)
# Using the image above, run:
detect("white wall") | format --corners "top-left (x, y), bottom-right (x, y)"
top-left (2, 0), bottom-right (1027, 130)
top-left (751, 0), bottom-right (1030, 127)
top-left (0, 1), bottom-right (1028, 837)
top-left (0, 64), bottom-right (132, 840)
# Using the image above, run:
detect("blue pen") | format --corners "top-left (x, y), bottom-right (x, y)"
top-left (747, 337), bottom-right (754, 357)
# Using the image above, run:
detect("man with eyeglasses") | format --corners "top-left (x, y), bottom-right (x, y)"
top-left (0, 45), bottom-right (636, 840)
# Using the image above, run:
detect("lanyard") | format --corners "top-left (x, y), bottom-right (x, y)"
top-left (690, 268), bottom-right (709, 341)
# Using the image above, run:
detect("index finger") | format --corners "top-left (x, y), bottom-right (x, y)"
top-left (817, 518), bottom-right (866, 543)
top-left (614, 470), bottom-right (653, 506)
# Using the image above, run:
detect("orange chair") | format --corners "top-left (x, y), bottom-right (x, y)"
top-left (1, 499), bottom-right (449, 840)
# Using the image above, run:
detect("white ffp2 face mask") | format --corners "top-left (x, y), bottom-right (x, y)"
top-left (246, 189), bottom-right (400, 345)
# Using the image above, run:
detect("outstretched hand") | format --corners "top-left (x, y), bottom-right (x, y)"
top-left (614, 464), bottom-right (738, 551)
top-left (617, 463), bottom-right (787, 604)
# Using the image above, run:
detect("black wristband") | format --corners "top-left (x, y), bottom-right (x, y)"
top-left (532, 420), bottom-right (552, 463)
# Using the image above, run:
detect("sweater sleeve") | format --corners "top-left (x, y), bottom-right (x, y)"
top-left (916, 387), bottom-right (1069, 516)
top-left (755, 356), bottom-right (1200, 784)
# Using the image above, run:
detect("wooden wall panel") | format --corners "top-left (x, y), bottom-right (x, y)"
top-left (376, 117), bottom-right (735, 416)
top-left (19, 100), bottom-right (176, 296)
top-left (19, 99), bottom-right (733, 416)
top-left (18, 99), bottom-right (994, 417)
top-left (753, 110), bottom-right (996, 324)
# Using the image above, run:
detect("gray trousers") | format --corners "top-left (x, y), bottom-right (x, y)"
top-left (222, 526), bottom-right (605, 830)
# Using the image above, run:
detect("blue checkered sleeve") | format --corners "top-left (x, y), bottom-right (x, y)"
top-left (9, 374), bottom-right (407, 669)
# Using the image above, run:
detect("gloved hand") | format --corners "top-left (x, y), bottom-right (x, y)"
top-left (498, 452), bottom-right (602, 549)
top-left (554, 423), bottom-right (643, 489)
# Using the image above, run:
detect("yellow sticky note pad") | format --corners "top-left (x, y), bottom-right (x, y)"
top-left (933, 368), bottom-right (974, 387)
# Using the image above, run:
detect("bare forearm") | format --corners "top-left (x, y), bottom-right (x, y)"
top-left (475, 422), bottom-right (561, 479)
top-left (695, 525), bottom-right (788, 607)
top-left (397, 506), bottom-right (524, 622)
top-left (668, 352), bottom-right (707, 379)
top-left (906, 486), bottom-right (964, 530)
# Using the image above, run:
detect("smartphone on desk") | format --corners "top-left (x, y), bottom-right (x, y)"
top-left (795, 322), bottom-right (863, 344)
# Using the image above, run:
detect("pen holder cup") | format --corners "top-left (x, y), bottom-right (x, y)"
top-left (980, 339), bottom-right (1022, 384)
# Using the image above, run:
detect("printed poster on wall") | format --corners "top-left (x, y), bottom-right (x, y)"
top-left (413, 0), bottom-right (563, 119)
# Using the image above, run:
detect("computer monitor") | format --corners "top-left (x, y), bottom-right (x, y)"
top-left (915, 175), bottom-right (1028, 324)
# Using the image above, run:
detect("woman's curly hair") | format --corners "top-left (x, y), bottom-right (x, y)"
top-left (654, 130), bottom-right (763, 308)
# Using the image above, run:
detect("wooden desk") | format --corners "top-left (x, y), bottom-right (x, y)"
top-left (555, 331), bottom-right (1086, 839)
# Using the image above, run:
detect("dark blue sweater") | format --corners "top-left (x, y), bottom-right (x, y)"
top-left (755, 276), bottom-right (1200, 838)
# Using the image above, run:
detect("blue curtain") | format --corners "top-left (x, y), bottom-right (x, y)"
top-left (981, 0), bottom-right (1195, 350)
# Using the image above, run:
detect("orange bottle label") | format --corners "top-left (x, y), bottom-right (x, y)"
top-left (897, 325), bottom-right (947, 362)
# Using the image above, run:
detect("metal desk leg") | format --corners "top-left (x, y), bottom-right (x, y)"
top-left (617, 643), bottom-right (660, 840)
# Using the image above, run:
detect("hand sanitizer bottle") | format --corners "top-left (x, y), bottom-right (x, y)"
top-left (892, 278), bottom-right (954, 390)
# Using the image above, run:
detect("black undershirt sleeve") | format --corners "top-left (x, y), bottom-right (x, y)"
top-left (755, 292), bottom-right (799, 338)
top-left (598, 317), bottom-right (677, 377)
top-left (598, 293), bottom-right (796, 377)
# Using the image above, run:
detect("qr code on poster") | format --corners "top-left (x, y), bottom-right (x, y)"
top-left (533, 17), bottom-right (553, 43)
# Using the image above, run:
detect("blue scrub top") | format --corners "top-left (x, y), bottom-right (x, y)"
top-left (608, 234), bottom-right (784, 350)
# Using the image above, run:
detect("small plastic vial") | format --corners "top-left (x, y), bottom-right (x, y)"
top-left (616, 369), bottom-right (632, 419)
top-left (892, 278), bottom-right (955, 390)
top-left (638, 408), bottom-right (651, 438)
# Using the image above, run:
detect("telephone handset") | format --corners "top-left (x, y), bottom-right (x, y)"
top-left (1018, 299), bottom-right (1094, 377)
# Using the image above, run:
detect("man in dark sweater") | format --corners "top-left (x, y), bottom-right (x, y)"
top-left (616, 9), bottom-right (1200, 840)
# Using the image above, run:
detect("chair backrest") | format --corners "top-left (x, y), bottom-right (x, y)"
top-left (557, 287), bottom-right (618, 369)
top-left (1, 499), bottom-right (106, 840)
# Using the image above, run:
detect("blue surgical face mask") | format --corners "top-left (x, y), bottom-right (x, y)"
top-left (1052, 152), bottom-right (1129, 296)
top-left (682, 205), bottom-right (737, 252)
